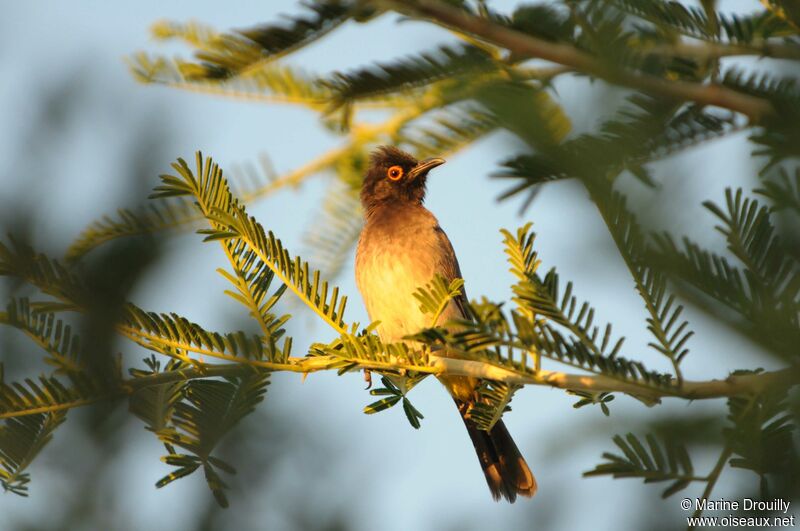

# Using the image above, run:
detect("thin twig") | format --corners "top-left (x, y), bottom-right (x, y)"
top-left (690, 446), bottom-right (734, 523)
top-left (689, 395), bottom-right (757, 523)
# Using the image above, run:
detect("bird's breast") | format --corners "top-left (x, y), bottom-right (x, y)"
top-left (355, 226), bottom-right (440, 343)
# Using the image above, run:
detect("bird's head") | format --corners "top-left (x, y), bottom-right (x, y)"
top-left (360, 145), bottom-right (445, 215)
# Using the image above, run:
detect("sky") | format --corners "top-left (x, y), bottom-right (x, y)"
top-left (0, 1), bottom-right (786, 530)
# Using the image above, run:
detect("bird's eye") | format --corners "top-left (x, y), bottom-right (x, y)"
top-left (387, 165), bottom-right (404, 181)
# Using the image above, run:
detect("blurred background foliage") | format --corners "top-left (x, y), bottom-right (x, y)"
top-left (1, 1), bottom-right (800, 530)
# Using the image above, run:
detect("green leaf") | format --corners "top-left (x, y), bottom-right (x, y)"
top-left (467, 380), bottom-right (521, 431)
top-left (361, 377), bottom-right (424, 430)
top-left (150, 2), bottom-right (352, 80)
top-left (2, 298), bottom-right (86, 375)
top-left (323, 44), bottom-right (498, 108)
top-left (154, 153), bottom-right (351, 337)
top-left (584, 432), bottom-right (697, 498)
top-left (413, 274), bottom-right (466, 327)
top-left (475, 80), bottom-right (571, 150)
top-left (150, 370), bottom-right (270, 506)
top-left (0, 412), bottom-right (66, 496)
top-left (724, 383), bottom-right (797, 486)
top-left (755, 166), bottom-right (800, 216)
top-left (0, 373), bottom-right (101, 420)
top-left (363, 395), bottom-right (401, 414)
top-left (501, 224), bottom-right (626, 360)
top-left (569, 390), bottom-right (615, 416)
top-left (122, 304), bottom-right (271, 362)
top-left (402, 398), bottom-right (424, 430)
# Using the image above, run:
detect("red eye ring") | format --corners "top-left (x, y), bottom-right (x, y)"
top-left (387, 165), bottom-right (404, 181)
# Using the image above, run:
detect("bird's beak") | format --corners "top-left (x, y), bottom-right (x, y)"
top-left (409, 157), bottom-right (446, 180)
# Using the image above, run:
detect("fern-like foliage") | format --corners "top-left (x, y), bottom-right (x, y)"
top-left (537, 270), bottom-right (627, 359)
top-left (756, 166), bottom-right (800, 216)
top-left (0, 238), bottom-right (86, 310)
top-left (414, 298), bottom-right (673, 391)
top-left (363, 376), bottom-right (425, 430)
top-left (0, 302), bottom-right (105, 421)
top-left (398, 105), bottom-right (498, 161)
top-left (215, 239), bottom-right (292, 354)
top-left (722, 67), bottom-right (800, 103)
top-left (704, 188), bottom-right (800, 308)
top-left (651, 233), bottom-right (750, 313)
top-left (502, 224), bottom-right (625, 361)
top-left (0, 412), bottom-right (66, 496)
top-left (725, 378), bottom-right (797, 496)
top-left (412, 274), bottom-right (520, 431)
top-left (584, 432), bottom-right (698, 498)
top-left (66, 199), bottom-right (198, 262)
top-left (152, 153), bottom-right (350, 335)
top-left (2, 299), bottom-right (84, 375)
top-left (177, 155), bottom-right (295, 352)
top-left (650, 233), bottom-right (798, 358)
top-left (130, 53), bottom-right (334, 109)
top-left (524, 320), bottom-right (674, 388)
top-left (131, 359), bottom-right (269, 507)
top-left (466, 380), bottom-right (522, 432)
top-left (722, 68), bottom-right (800, 168)
top-left (68, 148), bottom-right (332, 262)
top-left (497, 223), bottom-right (675, 390)
top-left (612, 0), bottom-right (794, 43)
top-left (413, 274), bottom-right (466, 328)
top-left (475, 80), bottom-right (571, 150)
top-left (301, 180), bottom-right (364, 280)
top-left (586, 186), bottom-right (694, 384)
top-left (322, 44), bottom-right (498, 108)
top-left (129, 356), bottom-right (188, 457)
top-left (701, 188), bottom-right (800, 354)
top-left (0, 372), bottom-right (102, 420)
top-left (153, 1), bottom-right (352, 80)
top-left (569, 389), bottom-right (615, 416)
top-left (121, 304), bottom-right (278, 363)
top-left (496, 95), bottom-right (739, 203)
top-left (310, 324), bottom-right (430, 371)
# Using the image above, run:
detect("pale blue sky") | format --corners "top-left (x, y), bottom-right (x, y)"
top-left (0, 1), bottom-right (782, 530)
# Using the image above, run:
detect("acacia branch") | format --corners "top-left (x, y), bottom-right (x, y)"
top-left (385, 0), bottom-right (777, 122)
top-left (649, 40), bottom-right (800, 62)
top-left (429, 356), bottom-right (800, 401)
top-left (4, 298), bottom-right (798, 420)
top-left (0, 397), bottom-right (103, 420)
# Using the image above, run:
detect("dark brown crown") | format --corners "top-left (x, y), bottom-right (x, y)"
top-left (369, 145), bottom-right (417, 169)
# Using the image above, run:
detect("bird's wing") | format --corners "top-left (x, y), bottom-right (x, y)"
top-left (433, 225), bottom-right (470, 320)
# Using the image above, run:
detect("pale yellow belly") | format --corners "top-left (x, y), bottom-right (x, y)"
top-left (355, 248), bottom-right (436, 343)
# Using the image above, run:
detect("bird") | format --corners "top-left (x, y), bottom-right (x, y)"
top-left (355, 145), bottom-right (536, 502)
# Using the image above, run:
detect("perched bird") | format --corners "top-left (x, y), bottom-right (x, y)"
top-left (355, 145), bottom-right (536, 502)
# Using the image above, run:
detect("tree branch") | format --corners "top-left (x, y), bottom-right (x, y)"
top-left (650, 40), bottom-right (800, 62)
top-left (3, 333), bottom-right (796, 420)
top-left (429, 355), bottom-right (800, 401)
top-left (385, 0), bottom-right (776, 122)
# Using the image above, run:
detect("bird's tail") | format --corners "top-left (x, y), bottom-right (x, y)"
top-left (457, 401), bottom-right (537, 502)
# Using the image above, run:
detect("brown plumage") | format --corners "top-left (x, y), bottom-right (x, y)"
top-left (355, 145), bottom-right (536, 502)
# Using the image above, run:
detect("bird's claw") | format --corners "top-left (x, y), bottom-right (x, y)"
top-left (364, 369), bottom-right (373, 389)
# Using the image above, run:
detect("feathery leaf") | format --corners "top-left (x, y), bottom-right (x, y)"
top-left (0, 412), bottom-right (66, 496)
top-left (323, 44), bottom-right (498, 108)
top-left (153, 153), bottom-right (351, 335)
top-left (153, 2), bottom-right (352, 80)
top-left (585, 432), bottom-right (697, 498)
